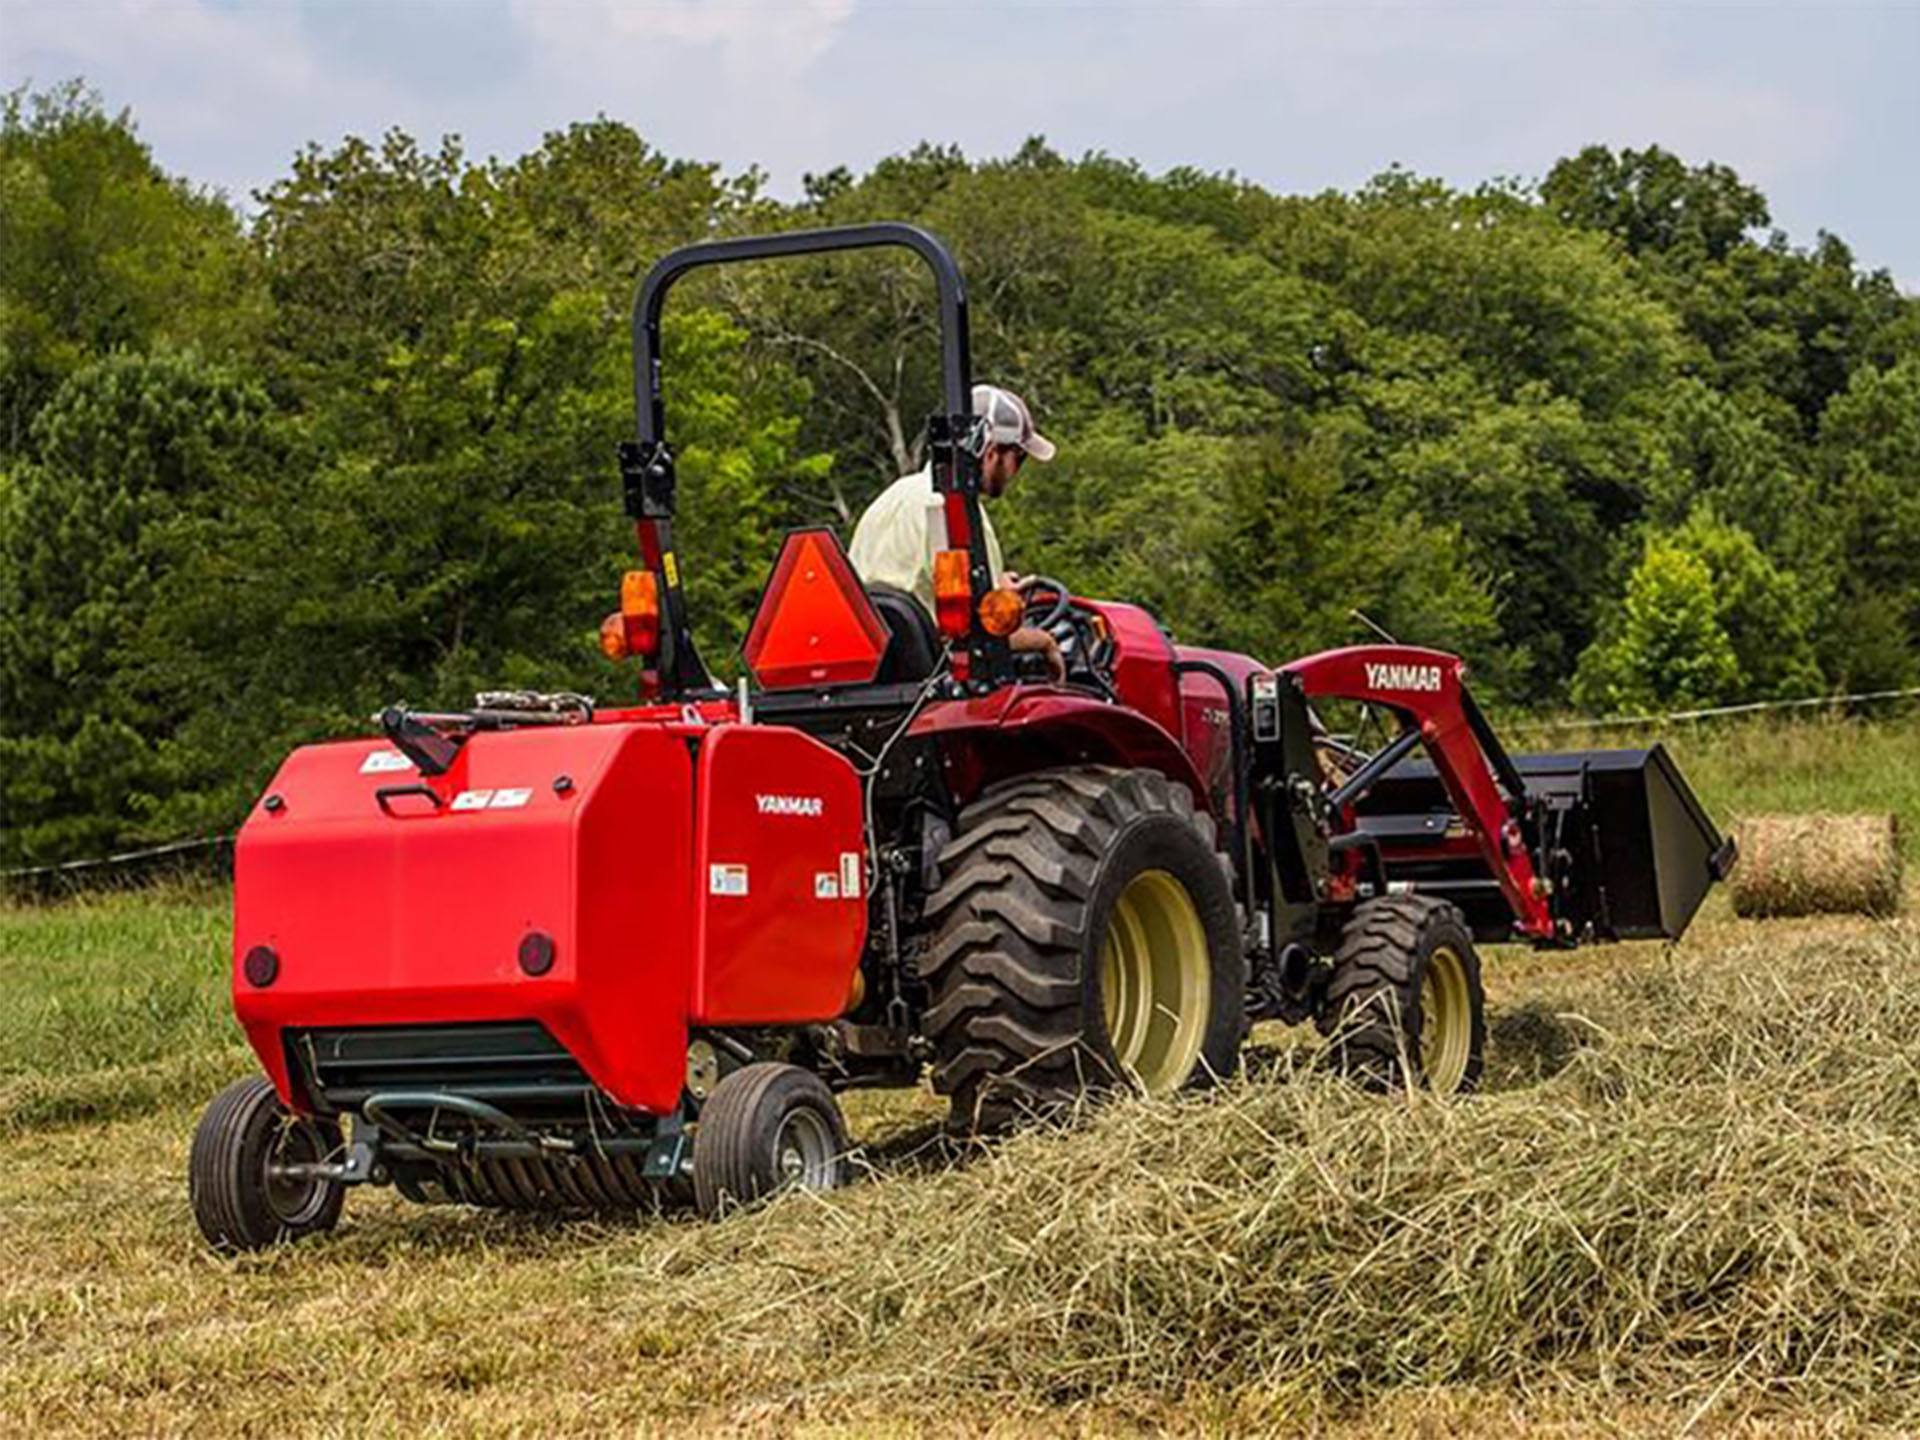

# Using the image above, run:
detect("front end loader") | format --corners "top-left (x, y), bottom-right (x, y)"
top-left (190, 224), bottom-right (1733, 1251)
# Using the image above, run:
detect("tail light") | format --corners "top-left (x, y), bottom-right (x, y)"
top-left (620, 569), bottom-right (660, 657)
top-left (933, 549), bottom-right (973, 641)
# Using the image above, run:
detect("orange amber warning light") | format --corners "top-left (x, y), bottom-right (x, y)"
top-left (976, 585), bottom-right (1024, 637)
top-left (598, 612), bottom-right (628, 660)
top-left (601, 569), bottom-right (661, 660)
top-left (932, 548), bottom-right (973, 640)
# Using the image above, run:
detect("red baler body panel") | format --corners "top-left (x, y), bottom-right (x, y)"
top-left (691, 724), bottom-right (867, 1024)
top-left (233, 717), bottom-right (865, 1116)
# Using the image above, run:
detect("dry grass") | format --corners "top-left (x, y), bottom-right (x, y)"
top-left (1731, 814), bottom-right (1903, 918)
top-left (3, 894), bottom-right (1919, 1435)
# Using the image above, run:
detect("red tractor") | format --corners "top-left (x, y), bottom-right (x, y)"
top-left (190, 225), bottom-right (1734, 1250)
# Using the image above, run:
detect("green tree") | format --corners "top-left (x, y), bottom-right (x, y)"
top-left (246, 122), bottom-right (815, 698)
top-left (1546, 145), bottom-right (1909, 436)
top-left (1573, 541), bottom-right (1742, 712)
top-left (1666, 508), bottom-right (1822, 701)
top-left (0, 351), bottom-right (280, 862)
top-left (0, 82), bottom-right (262, 453)
top-left (1813, 356), bottom-right (1920, 689)
top-left (1542, 145), bottom-right (1767, 262)
top-left (4, 92), bottom-right (1916, 864)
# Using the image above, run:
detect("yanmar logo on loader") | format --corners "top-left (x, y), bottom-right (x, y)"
top-left (1365, 662), bottom-right (1445, 694)
top-left (756, 793), bottom-right (824, 818)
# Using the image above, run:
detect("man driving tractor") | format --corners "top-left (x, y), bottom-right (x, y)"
top-left (850, 383), bottom-right (1065, 681)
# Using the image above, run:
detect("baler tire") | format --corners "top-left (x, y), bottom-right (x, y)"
top-left (923, 766), bottom-right (1244, 1134)
top-left (1316, 895), bottom-right (1485, 1095)
top-left (691, 1062), bottom-right (850, 1219)
top-left (189, 1076), bottom-right (345, 1253)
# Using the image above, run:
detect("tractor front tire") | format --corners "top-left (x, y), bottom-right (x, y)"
top-left (189, 1076), bottom-right (346, 1253)
top-left (691, 1062), bottom-right (851, 1219)
top-left (924, 766), bottom-right (1245, 1133)
top-left (1317, 895), bottom-right (1485, 1094)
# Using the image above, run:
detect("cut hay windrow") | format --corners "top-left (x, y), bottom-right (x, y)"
top-left (1731, 812), bottom-right (1902, 918)
top-left (605, 926), bottom-right (1920, 1427)
top-left (6, 906), bottom-right (1920, 1431)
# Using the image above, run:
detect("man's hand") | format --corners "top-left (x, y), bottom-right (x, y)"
top-left (1009, 625), bottom-right (1066, 684)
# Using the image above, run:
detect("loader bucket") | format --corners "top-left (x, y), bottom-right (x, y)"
top-left (1357, 745), bottom-right (1736, 944)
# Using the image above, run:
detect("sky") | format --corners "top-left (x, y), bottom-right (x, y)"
top-left (4, 0), bottom-right (1917, 287)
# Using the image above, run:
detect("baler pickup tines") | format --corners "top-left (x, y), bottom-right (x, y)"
top-left (361, 1091), bottom-right (575, 1156)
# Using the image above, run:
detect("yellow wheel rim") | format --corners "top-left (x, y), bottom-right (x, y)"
top-left (1099, 870), bottom-right (1212, 1094)
top-left (1420, 945), bottom-right (1473, 1093)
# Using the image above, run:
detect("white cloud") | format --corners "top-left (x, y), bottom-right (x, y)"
top-left (501, 0), bottom-right (857, 174)
top-left (3, 0), bottom-right (429, 200)
top-left (0, 0), bottom-right (1910, 276)
top-left (510, 0), bottom-right (855, 76)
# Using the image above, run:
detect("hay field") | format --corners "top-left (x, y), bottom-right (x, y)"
top-left (3, 715), bottom-right (1917, 1436)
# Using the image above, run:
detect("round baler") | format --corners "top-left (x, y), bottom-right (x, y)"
top-left (190, 225), bottom-right (1736, 1251)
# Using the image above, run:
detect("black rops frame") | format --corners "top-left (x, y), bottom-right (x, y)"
top-left (624, 222), bottom-right (1000, 699)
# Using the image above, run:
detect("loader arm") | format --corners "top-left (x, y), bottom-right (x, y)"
top-left (1283, 645), bottom-right (1556, 941)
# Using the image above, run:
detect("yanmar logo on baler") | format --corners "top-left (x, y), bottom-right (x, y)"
top-left (756, 793), bottom-right (824, 818)
top-left (1364, 662), bottom-right (1445, 693)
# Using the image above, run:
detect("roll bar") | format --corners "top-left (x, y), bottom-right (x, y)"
top-left (631, 222), bottom-right (973, 440)
top-left (621, 223), bottom-right (1001, 698)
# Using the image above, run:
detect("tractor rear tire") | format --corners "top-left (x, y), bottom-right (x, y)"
top-left (691, 1062), bottom-right (850, 1219)
top-left (923, 766), bottom-right (1244, 1134)
top-left (189, 1076), bottom-right (346, 1253)
top-left (1317, 895), bottom-right (1485, 1094)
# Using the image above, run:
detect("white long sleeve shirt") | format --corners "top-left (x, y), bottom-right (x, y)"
top-left (847, 466), bottom-right (1005, 615)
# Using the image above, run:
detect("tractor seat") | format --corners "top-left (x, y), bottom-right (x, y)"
top-left (867, 582), bottom-right (939, 683)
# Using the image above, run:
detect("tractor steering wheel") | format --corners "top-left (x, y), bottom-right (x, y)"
top-left (1017, 575), bottom-right (1073, 631)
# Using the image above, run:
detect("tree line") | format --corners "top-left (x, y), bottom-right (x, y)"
top-left (2, 81), bottom-right (1915, 865)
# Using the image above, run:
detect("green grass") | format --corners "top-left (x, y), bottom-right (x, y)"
top-left (0, 883), bottom-right (245, 1131)
top-left (2, 908), bottom-right (1915, 1435)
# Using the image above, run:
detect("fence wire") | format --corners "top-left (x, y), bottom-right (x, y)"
top-left (5, 684), bottom-right (1917, 883)
top-left (1500, 684), bottom-right (1920, 735)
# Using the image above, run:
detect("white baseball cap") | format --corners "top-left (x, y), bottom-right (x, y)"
top-left (972, 383), bottom-right (1056, 462)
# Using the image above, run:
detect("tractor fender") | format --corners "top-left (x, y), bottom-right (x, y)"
top-left (908, 690), bottom-right (1210, 810)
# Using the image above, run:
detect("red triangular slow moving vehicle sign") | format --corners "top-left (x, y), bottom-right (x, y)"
top-left (742, 528), bottom-right (891, 689)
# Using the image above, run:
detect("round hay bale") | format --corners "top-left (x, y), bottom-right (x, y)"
top-left (1730, 813), bottom-right (1902, 919)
